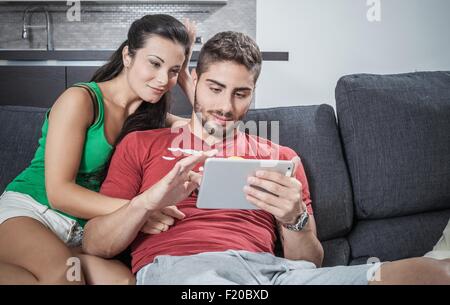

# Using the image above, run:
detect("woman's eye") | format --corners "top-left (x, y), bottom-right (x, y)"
top-left (150, 61), bottom-right (161, 68)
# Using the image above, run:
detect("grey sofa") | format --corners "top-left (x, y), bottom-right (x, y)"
top-left (1, 71), bottom-right (449, 267)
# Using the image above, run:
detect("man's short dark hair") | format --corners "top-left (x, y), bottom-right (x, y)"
top-left (196, 31), bottom-right (262, 83)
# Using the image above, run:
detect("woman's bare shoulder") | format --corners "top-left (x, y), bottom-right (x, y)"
top-left (49, 86), bottom-right (95, 128)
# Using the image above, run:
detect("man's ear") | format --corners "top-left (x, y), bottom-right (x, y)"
top-left (191, 68), bottom-right (198, 86)
top-left (122, 45), bottom-right (131, 68)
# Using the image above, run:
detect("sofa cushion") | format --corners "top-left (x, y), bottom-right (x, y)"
top-left (243, 105), bottom-right (353, 241)
top-left (336, 72), bottom-right (450, 220)
top-left (321, 238), bottom-right (350, 267)
top-left (0, 106), bottom-right (47, 192)
top-left (349, 208), bottom-right (450, 263)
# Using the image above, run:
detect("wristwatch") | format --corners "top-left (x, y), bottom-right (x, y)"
top-left (283, 210), bottom-right (309, 231)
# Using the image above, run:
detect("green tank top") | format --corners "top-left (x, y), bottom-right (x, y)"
top-left (6, 82), bottom-right (113, 227)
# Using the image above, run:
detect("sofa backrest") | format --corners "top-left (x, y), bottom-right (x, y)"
top-left (336, 71), bottom-right (450, 219)
top-left (0, 106), bottom-right (47, 192)
top-left (336, 71), bottom-right (450, 263)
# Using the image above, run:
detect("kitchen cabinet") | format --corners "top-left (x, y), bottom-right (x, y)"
top-left (0, 66), bottom-right (66, 108)
top-left (0, 50), bottom-right (286, 112)
top-left (0, 64), bottom-right (193, 115)
top-left (170, 84), bottom-right (192, 116)
top-left (66, 66), bottom-right (98, 87)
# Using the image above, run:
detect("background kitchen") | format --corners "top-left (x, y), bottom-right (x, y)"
top-left (1, 0), bottom-right (450, 113)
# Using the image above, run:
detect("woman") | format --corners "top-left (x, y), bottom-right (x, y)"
top-left (0, 14), bottom-right (195, 284)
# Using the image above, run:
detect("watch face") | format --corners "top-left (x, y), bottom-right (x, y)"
top-left (296, 212), bottom-right (309, 229)
top-left (285, 211), bottom-right (308, 231)
top-left (300, 212), bottom-right (309, 228)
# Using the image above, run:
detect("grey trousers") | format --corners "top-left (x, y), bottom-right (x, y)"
top-left (136, 250), bottom-right (379, 285)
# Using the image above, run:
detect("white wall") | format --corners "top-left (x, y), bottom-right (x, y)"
top-left (255, 0), bottom-right (450, 108)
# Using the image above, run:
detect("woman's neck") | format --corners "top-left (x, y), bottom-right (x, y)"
top-left (97, 72), bottom-right (143, 116)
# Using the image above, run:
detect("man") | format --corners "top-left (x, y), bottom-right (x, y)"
top-left (82, 31), bottom-right (450, 285)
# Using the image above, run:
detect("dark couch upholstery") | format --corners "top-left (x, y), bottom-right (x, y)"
top-left (1, 71), bottom-right (449, 267)
top-left (336, 72), bottom-right (450, 264)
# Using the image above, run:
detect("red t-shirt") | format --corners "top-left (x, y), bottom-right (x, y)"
top-left (100, 127), bottom-right (313, 273)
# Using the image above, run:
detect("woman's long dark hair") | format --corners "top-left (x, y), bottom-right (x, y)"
top-left (90, 14), bottom-right (190, 183)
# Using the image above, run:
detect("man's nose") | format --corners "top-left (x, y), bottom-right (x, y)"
top-left (218, 96), bottom-right (234, 116)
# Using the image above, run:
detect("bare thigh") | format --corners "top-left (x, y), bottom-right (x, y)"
top-left (0, 216), bottom-right (85, 284)
top-left (370, 257), bottom-right (450, 285)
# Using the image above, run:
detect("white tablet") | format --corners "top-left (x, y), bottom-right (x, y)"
top-left (196, 158), bottom-right (294, 210)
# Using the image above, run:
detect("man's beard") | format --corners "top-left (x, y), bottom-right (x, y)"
top-left (193, 93), bottom-right (240, 140)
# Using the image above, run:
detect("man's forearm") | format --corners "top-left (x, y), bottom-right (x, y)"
top-left (82, 195), bottom-right (151, 258)
top-left (279, 220), bottom-right (324, 267)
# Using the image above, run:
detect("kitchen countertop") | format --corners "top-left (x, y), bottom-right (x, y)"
top-left (0, 50), bottom-right (289, 65)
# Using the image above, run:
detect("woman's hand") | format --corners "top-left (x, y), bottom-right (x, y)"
top-left (141, 205), bottom-right (185, 234)
top-left (181, 18), bottom-right (197, 75)
top-left (178, 18), bottom-right (197, 107)
top-left (138, 150), bottom-right (217, 212)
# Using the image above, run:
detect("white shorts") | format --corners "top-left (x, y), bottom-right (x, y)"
top-left (0, 191), bottom-right (83, 247)
top-left (424, 218), bottom-right (450, 260)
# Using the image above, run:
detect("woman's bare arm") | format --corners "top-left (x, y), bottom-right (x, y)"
top-left (45, 87), bottom-right (129, 219)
